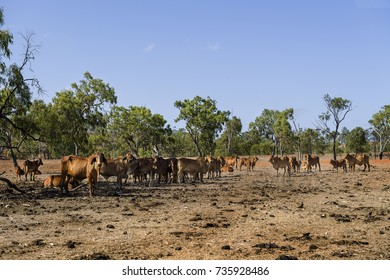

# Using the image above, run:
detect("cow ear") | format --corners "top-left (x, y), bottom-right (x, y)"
top-left (90, 157), bottom-right (97, 165)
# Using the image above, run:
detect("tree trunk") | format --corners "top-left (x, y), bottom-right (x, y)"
top-left (9, 148), bottom-right (18, 167)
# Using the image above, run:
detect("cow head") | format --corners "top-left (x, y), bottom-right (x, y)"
top-left (90, 152), bottom-right (107, 170)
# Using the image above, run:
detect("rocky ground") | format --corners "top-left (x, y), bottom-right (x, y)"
top-left (1, 156), bottom-right (390, 260)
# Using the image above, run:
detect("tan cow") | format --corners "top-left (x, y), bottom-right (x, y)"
top-left (345, 153), bottom-right (370, 172)
top-left (177, 157), bottom-right (209, 183)
top-left (247, 156), bottom-right (259, 171)
top-left (238, 157), bottom-right (248, 171)
top-left (60, 152), bottom-right (107, 196)
top-left (221, 165), bottom-right (234, 172)
top-left (269, 155), bottom-right (290, 176)
top-left (224, 156), bottom-right (239, 170)
top-left (22, 158), bottom-right (43, 181)
top-left (304, 154), bottom-right (321, 172)
top-left (329, 159), bottom-right (347, 173)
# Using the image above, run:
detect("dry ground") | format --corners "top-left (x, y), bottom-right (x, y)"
top-left (1, 156), bottom-right (390, 260)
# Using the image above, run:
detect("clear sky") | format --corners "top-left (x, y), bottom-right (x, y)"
top-left (2, 0), bottom-right (390, 131)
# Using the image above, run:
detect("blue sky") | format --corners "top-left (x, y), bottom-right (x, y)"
top-left (2, 0), bottom-right (390, 131)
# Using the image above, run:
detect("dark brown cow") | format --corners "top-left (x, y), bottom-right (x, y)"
top-left (345, 153), bottom-right (370, 172)
top-left (60, 152), bottom-right (107, 196)
top-left (289, 156), bottom-right (301, 173)
top-left (22, 158), bottom-right (43, 181)
top-left (153, 156), bottom-right (172, 184)
top-left (304, 154), bottom-right (321, 172)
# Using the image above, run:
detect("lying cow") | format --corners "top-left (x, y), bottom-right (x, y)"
top-left (345, 153), bottom-right (370, 172)
top-left (60, 152), bottom-right (107, 196)
top-left (43, 175), bottom-right (79, 190)
top-left (329, 159), bottom-right (347, 173)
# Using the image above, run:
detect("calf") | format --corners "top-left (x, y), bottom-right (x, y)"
top-left (329, 159), bottom-right (347, 173)
top-left (14, 165), bottom-right (25, 182)
top-left (22, 158), bottom-right (43, 181)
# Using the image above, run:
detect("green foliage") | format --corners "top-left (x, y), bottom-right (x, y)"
top-left (215, 116), bottom-right (242, 155)
top-left (345, 127), bottom-right (370, 154)
top-left (318, 94), bottom-right (353, 160)
top-left (369, 105), bottom-right (390, 153)
top-left (44, 72), bottom-right (117, 156)
top-left (0, 8), bottom-right (13, 73)
top-left (249, 108), bottom-right (294, 155)
top-left (174, 96), bottom-right (230, 156)
top-left (108, 105), bottom-right (171, 157)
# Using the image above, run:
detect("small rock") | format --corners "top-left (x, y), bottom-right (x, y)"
top-left (221, 245), bottom-right (231, 250)
top-left (106, 224), bottom-right (115, 229)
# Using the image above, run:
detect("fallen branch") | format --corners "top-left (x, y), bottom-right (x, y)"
top-left (0, 175), bottom-right (26, 194)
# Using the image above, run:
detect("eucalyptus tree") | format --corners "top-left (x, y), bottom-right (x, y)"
top-left (48, 72), bottom-right (116, 156)
top-left (345, 127), bottom-right (370, 154)
top-left (215, 116), bottom-right (242, 155)
top-left (108, 105), bottom-right (171, 157)
top-left (317, 94), bottom-right (353, 160)
top-left (0, 8), bottom-right (43, 164)
top-left (369, 105), bottom-right (390, 156)
top-left (249, 108), bottom-right (294, 155)
top-left (174, 96), bottom-right (230, 156)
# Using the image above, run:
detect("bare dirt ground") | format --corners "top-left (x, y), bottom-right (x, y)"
top-left (1, 156), bottom-right (390, 260)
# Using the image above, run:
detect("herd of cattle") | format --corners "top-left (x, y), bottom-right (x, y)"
top-left (13, 152), bottom-right (371, 196)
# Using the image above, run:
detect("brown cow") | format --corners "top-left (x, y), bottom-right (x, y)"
top-left (43, 175), bottom-right (79, 190)
top-left (100, 155), bottom-right (137, 189)
top-left (247, 156), bottom-right (259, 171)
top-left (329, 159), bottom-right (347, 173)
top-left (289, 156), bottom-right (301, 173)
top-left (153, 156), bottom-right (172, 184)
top-left (22, 158), bottom-right (43, 181)
top-left (345, 153), bottom-right (370, 172)
top-left (14, 165), bottom-right (25, 182)
top-left (221, 165), bottom-right (234, 172)
top-left (177, 157), bottom-right (209, 183)
top-left (238, 157), bottom-right (248, 171)
top-left (304, 154), bottom-right (321, 172)
top-left (224, 156), bottom-right (239, 170)
top-left (269, 155), bottom-right (290, 176)
top-left (206, 155), bottom-right (221, 179)
top-left (60, 152), bottom-right (107, 196)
